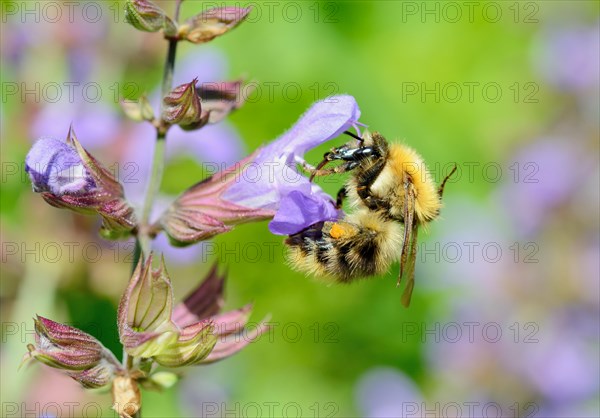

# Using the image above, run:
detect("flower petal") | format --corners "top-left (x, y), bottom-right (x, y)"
top-left (269, 187), bottom-right (339, 235)
top-left (274, 94), bottom-right (361, 157)
top-left (25, 137), bottom-right (93, 195)
top-left (26, 129), bottom-right (137, 239)
top-left (158, 152), bottom-right (274, 246)
top-left (221, 95), bottom-right (360, 234)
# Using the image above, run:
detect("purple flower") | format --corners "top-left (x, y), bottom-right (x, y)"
top-left (25, 129), bottom-right (137, 239)
top-left (159, 95), bottom-right (361, 244)
top-left (533, 22), bottom-right (600, 91)
top-left (498, 136), bottom-right (591, 237)
top-left (26, 137), bottom-right (94, 195)
top-left (519, 315), bottom-right (600, 404)
top-left (222, 94), bottom-right (361, 235)
top-left (31, 101), bottom-right (121, 151)
top-left (355, 367), bottom-right (423, 418)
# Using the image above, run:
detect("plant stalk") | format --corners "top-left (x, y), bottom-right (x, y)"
top-left (138, 0), bottom-right (183, 258)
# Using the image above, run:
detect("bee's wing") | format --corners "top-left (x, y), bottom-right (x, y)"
top-left (398, 180), bottom-right (417, 307)
top-left (401, 224), bottom-right (418, 307)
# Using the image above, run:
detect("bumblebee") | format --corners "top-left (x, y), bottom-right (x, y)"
top-left (286, 131), bottom-right (456, 307)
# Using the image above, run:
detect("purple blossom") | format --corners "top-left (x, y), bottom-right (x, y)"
top-left (31, 102), bottom-right (121, 150)
top-left (2, 11), bottom-right (107, 71)
top-left (158, 95), bottom-right (362, 245)
top-left (497, 136), bottom-right (590, 237)
top-left (222, 95), bottom-right (361, 235)
top-left (25, 131), bottom-right (137, 239)
top-left (355, 367), bottom-right (423, 418)
top-left (533, 22), bottom-right (600, 91)
top-left (20, 13), bottom-right (117, 150)
top-left (173, 49), bottom-right (229, 86)
top-left (519, 315), bottom-right (600, 404)
top-left (25, 137), bottom-right (94, 195)
top-left (179, 374), bottom-right (229, 416)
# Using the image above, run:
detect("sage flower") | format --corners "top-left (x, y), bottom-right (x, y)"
top-left (224, 94), bottom-right (361, 235)
top-left (25, 128), bottom-right (137, 239)
top-left (159, 95), bottom-right (362, 244)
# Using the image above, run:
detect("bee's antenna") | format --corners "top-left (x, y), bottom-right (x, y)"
top-left (438, 164), bottom-right (458, 198)
top-left (343, 130), bottom-right (363, 143)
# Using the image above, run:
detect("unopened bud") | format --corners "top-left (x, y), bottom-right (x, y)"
top-left (124, 0), bottom-right (176, 35)
top-left (25, 316), bottom-right (122, 389)
top-left (162, 79), bottom-right (208, 130)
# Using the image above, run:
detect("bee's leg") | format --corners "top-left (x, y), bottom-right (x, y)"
top-left (349, 133), bottom-right (390, 210)
top-left (324, 132), bottom-right (387, 169)
top-left (309, 161), bottom-right (360, 181)
top-left (307, 141), bottom-right (382, 182)
top-left (355, 158), bottom-right (390, 211)
top-left (325, 144), bottom-right (379, 163)
top-left (335, 188), bottom-right (347, 209)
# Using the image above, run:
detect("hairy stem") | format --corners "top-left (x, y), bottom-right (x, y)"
top-left (138, 0), bottom-right (183, 258)
top-left (123, 4), bottom-right (185, 418)
top-left (128, 0), bottom-right (183, 370)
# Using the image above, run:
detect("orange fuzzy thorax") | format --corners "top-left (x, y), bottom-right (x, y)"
top-left (388, 144), bottom-right (441, 223)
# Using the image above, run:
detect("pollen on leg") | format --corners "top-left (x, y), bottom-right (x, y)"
top-left (329, 224), bottom-right (351, 239)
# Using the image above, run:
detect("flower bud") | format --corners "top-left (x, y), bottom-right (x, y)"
top-left (179, 7), bottom-right (251, 44)
top-left (124, 0), bottom-right (176, 35)
top-left (162, 79), bottom-right (208, 131)
top-left (25, 128), bottom-right (137, 239)
top-left (158, 153), bottom-right (274, 246)
top-left (25, 316), bottom-right (122, 389)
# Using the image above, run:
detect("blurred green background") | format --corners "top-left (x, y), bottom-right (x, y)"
top-left (1, 1), bottom-right (599, 417)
